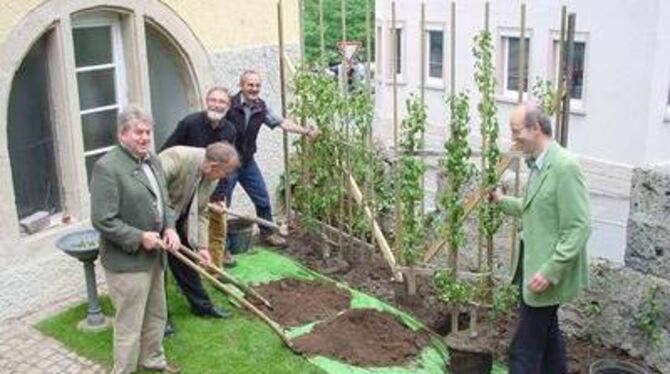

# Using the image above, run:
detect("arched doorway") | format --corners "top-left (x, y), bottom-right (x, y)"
top-left (0, 0), bottom-right (214, 239)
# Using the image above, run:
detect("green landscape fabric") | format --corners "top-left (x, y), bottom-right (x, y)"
top-left (230, 249), bottom-right (507, 374)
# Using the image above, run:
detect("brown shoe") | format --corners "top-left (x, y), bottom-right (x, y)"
top-left (142, 362), bottom-right (181, 373)
top-left (223, 251), bottom-right (237, 268)
top-left (261, 233), bottom-right (288, 248)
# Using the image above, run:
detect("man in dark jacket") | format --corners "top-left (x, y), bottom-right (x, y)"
top-left (161, 86), bottom-right (237, 268)
top-left (91, 105), bottom-right (181, 374)
top-left (225, 70), bottom-right (317, 247)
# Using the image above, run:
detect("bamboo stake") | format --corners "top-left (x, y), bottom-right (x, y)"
top-left (341, 0), bottom-right (355, 254)
top-left (365, 0), bottom-right (376, 250)
top-left (391, 1), bottom-right (402, 259)
top-left (177, 245), bottom-right (273, 309)
top-left (168, 248), bottom-right (294, 349)
top-left (419, 1), bottom-right (427, 217)
top-left (508, 2), bottom-right (526, 276)
top-left (477, 1), bottom-right (491, 273)
top-left (319, 0), bottom-right (325, 61)
top-left (208, 203), bottom-right (288, 236)
top-left (446, 0), bottom-right (456, 270)
top-left (278, 0), bottom-right (291, 222)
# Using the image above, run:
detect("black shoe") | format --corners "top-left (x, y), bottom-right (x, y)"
top-left (194, 307), bottom-right (232, 319)
top-left (164, 320), bottom-right (176, 338)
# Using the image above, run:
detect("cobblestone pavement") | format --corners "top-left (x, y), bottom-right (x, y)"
top-left (0, 224), bottom-right (108, 373)
top-left (0, 320), bottom-right (106, 373)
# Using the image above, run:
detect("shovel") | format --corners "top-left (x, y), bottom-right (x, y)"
top-left (177, 244), bottom-right (273, 310)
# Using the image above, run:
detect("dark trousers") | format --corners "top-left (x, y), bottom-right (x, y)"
top-left (224, 158), bottom-right (273, 236)
top-left (167, 215), bottom-right (214, 314)
top-left (509, 302), bottom-right (567, 374)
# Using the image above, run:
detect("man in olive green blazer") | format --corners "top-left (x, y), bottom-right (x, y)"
top-left (491, 103), bottom-right (591, 374)
top-left (90, 106), bottom-right (181, 374)
top-left (159, 143), bottom-right (239, 319)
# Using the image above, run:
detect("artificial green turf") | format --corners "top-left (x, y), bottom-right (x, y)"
top-left (37, 274), bottom-right (324, 374)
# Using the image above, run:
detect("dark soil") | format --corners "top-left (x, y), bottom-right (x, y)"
top-left (284, 229), bottom-right (660, 374)
top-left (251, 278), bottom-right (351, 327)
top-left (292, 308), bottom-right (431, 366)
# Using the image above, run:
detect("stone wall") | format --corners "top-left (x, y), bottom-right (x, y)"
top-left (625, 166), bottom-right (670, 280)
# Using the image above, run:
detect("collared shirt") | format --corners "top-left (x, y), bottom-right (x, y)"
top-left (526, 142), bottom-right (551, 189)
top-left (240, 95), bottom-right (283, 130)
top-left (121, 144), bottom-right (164, 227)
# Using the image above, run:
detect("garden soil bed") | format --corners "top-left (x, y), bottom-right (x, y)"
top-left (283, 229), bottom-right (660, 373)
top-left (292, 308), bottom-right (431, 366)
top-left (251, 278), bottom-right (351, 327)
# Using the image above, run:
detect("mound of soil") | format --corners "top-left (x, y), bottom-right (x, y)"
top-left (292, 308), bottom-right (431, 367)
top-left (252, 278), bottom-right (351, 327)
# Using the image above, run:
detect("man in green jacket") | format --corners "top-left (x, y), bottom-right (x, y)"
top-left (90, 106), bottom-right (181, 374)
top-left (490, 103), bottom-right (591, 373)
top-left (159, 143), bottom-right (239, 319)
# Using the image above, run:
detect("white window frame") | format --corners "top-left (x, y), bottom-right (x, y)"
top-left (498, 28), bottom-right (533, 101)
top-left (550, 31), bottom-right (589, 113)
top-left (386, 21), bottom-right (405, 84)
top-left (424, 24), bottom-right (445, 89)
top-left (72, 13), bottom-right (128, 160)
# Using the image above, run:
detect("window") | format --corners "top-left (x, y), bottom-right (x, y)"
top-left (72, 14), bottom-right (127, 181)
top-left (501, 36), bottom-right (530, 96)
top-left (388, 26), bottom-right (403, 79)
top-left (553, 40), bottom-right (587, 102)
top-left (426, 29), bottom-right (444, 84)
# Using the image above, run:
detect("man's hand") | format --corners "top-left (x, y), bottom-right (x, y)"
top-left (141, 231), bottom-right (163, 251)
top-left (208, 201), bottom-right (226, 215)
top-left (528, 272), bottom-right (550, 293)
top-left (305, 124), bottom-right (319, 139)
top-left (162, 228), bottom-right (181, 252)
top-left (197, 248), bottom-right (212, 266)
top-left (488, 186), bottom-right (503, 204)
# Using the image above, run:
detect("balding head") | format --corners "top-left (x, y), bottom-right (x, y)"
top-left (509, 102), bottom-right (553, 156)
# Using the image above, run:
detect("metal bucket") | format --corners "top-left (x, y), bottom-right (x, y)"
top-left (589, 359), bottom-right (649, 374)
top-left (226, 218), bottom-right (254, 254)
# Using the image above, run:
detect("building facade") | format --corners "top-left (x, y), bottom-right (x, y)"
top-left (0, 0), bottom-right (299, 249)
top-left (374, 0), bottom-right (670, 262)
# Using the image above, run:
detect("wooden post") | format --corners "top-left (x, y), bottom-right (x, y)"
top-left (554, 6), bottom-right (566, 142)
top-left (447, 0), bottom-right (457, 270)
top-left (477, 1), bottom-right (491, 273)
top-left (560, 13), bottom-right (576, 147)
top-left (277, 0), bottom-right (291, 222)
top-left (348, 174), bottom-right (403, 281)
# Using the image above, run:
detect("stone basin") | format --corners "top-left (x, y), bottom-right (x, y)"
top-left (56, 229), bottom-right (100, 262)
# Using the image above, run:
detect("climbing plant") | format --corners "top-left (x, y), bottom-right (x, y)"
top-left (285, 64), bottom-right (394, 241)
top-left (531, 77), bottom-right (558, 116)
top-left (397, 93), bottom-right (427, 265)
top-left (474, 29), bottom-right (503, 302)
top-left (438, 91), bottom-right (474, 271)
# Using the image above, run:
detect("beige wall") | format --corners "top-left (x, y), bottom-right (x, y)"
top-left (0, 0), bottom-right (300, 50)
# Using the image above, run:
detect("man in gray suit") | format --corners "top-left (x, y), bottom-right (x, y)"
top-left (159, 143), bottom-right (239, 319)
top-left (91, 105), bottom-right (181, 374)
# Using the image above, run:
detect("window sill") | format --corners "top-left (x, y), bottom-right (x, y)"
top-left (422, 83), bottom-right (445, 92)
top-left (496, 95), bottom-right (587, 116)
top-left (385, 79), bottom-right (407, 87)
